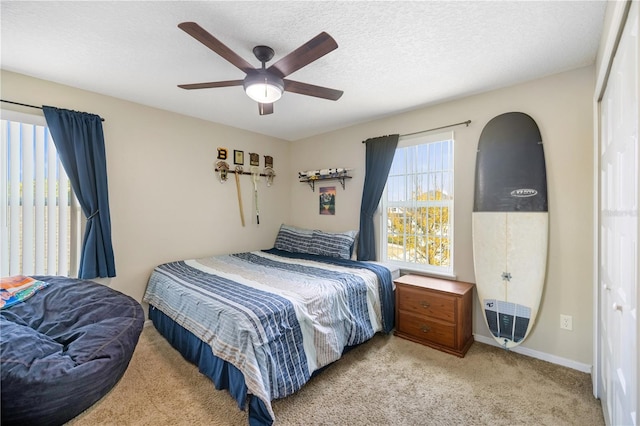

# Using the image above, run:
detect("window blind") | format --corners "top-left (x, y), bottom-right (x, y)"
top-left (1, 118), bottom-right (80, 276)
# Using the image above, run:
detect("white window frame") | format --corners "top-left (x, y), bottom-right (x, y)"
top-left (1, 109), bottom-right (82, 277)
top-left (380, 130), bottom-right (454, 277)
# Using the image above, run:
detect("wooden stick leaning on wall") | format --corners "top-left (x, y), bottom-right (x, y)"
top-left (234, 166), bottom-right (245, 227)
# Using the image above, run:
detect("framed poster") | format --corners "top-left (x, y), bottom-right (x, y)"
top-left (319, 186), bottom-right (336, 215)
top-left (234, 150), bottom-right (244, 165)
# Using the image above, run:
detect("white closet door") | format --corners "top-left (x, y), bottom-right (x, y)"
top-left (598, 2), bottom-right (638, 425)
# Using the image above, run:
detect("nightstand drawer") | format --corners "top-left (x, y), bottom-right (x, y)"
top-left (397, 312), bottom-right (455, 348)
top-left (397, 285), bottom-right (455, 322)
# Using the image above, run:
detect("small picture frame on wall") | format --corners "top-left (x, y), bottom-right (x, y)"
top-left (249, 152), bottom-right (259, 166)
top-left (319, 186), bottom-right (336, 215)
top-left (234, 150), bottom-right (244, 165)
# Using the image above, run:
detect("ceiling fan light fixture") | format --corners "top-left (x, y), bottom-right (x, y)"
top-left (244, 71), bottom-right (284, 103)
top-left (177, 24), bottom-right (342, 115)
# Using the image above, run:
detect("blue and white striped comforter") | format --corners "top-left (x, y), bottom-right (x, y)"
top-left (143, 249), bottom-right (394, 422)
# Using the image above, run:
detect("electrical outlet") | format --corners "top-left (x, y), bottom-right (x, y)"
top-left (560, 314), bottom-right (573, 331)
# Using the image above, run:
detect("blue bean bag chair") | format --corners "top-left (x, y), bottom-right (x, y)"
top-left (1, 276), bottom-right (144, 426)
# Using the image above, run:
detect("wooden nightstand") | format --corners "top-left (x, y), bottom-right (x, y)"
top-left (394, 274), bottom-right (474, 357)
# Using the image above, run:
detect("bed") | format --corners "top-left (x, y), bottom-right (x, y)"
top-left (143, 226), bottom-right (395, 425)
top-left (1, 275), bottom-right (145, 426)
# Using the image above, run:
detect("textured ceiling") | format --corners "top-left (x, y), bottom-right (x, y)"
top-left (1, 1), bottom-right (606, 141)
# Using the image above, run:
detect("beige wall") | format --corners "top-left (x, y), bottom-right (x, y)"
top-left (1, 70), bottom-right (291, 304)
top-left (2, 65), bottom-right (595, 366)
top-left (291, 66), bottom-right (595, 365)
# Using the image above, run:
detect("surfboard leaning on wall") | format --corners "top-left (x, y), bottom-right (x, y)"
top-left (472, 112), bottom-right (548, 349)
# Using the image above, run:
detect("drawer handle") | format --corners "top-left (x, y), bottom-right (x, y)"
top-left (420, 325), bottom-right (432, 333)
top-left (420, 301), bottom-right (431, 309)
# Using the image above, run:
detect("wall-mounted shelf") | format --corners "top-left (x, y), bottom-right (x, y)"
top-left (300, 175), bottom-right (352, 191)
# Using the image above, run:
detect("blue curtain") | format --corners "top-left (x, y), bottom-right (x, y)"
top-left (43, 106), bottom-right (115, 278)
top-left (357, 134), bottom-right (399, 261)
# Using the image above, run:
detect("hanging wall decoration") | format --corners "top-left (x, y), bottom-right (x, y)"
top-left (249, 152), bottom-right (259, 166)
top-left (251, 166), bottom-right (261, 224)
top-left (264, 155), bottom-right (274, 187)
top-left (215, 160), bottom-right (229, 183)
top-left (213, 151), bottom-right (276, 191)
top-left (217, 147), bottom-right (228, 160)
top-left (234, 150), bottom-right (244, 165)
top-left (234, 165), bottom-right (245, 226)
top-left (299, 167), bottom-right (353, 191)
top-left (319, 186), bottom-right (336, 215)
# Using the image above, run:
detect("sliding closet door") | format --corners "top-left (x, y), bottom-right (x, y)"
top-left (598, 1), bottom-right (638, 425)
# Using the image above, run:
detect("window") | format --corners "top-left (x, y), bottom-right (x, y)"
top-left (1, 111), bottom-right (81, 277)
top-left (381, 131), bottom-right (454, 276)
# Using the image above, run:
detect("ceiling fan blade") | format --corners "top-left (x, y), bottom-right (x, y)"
top-left (258, 103), bottom-right (274, 115)
top-left (178, 80), bottom-right (244, 90)
top-left (268, 32), bottom-right (338, 78)
top-left (178, 22), bottom-right (254, 73)
top-left (284, 80), bottom-right (343, 101)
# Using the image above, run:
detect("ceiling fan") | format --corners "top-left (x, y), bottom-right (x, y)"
top-left (177, 22), bottom-right (344, 115)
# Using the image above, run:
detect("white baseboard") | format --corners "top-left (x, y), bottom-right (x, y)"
top-left (473, 334), bottom-right (592, 374)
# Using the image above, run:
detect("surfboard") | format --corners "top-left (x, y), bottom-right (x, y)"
top-left (472, 112), bottom-right (548, 349)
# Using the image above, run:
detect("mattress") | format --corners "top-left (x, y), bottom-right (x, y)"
top-left (366, 261), bottom-right (400, 280)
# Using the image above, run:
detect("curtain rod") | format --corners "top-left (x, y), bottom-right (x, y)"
top-left (363, 119), bottom-right (471, 142)
top-left (400, 120), bottom-right (471, 138)
top-left (1, 99), bottom-right (105, 122)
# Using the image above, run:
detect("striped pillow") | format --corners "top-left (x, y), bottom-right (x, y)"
top-left (308, 230), bottom-right (357, 260)
top-left (274, 224), bottom-right (313, 253)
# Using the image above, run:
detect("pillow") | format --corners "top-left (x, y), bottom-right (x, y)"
top-left (308, 230), bottom-right (357, 260)
top-left (274, 224), bottom-right (313, 254)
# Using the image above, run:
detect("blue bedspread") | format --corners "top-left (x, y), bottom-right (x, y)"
top-left (143, 249), bottom-right (394, 423)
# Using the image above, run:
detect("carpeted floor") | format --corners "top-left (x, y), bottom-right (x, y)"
top-left (68, 323), bottom-right (605, 425)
